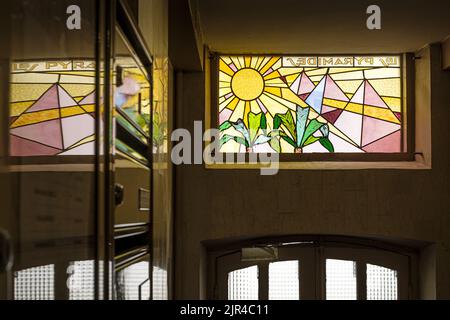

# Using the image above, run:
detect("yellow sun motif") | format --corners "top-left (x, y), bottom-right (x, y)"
top-left (219, 56), bottom-right (311, 130)
top-left (231, 68), bottom-right (264, 101)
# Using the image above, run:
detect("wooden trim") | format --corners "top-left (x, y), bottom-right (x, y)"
top-left (210, 238), bottom-right (416, 300)
top-left (405, 53), bottom-right (416, 155)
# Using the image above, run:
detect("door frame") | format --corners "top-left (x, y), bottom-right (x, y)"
top-left (209, 236), bottom-right (418, 300)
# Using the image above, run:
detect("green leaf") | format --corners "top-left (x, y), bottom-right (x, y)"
top-left (274, 110), bottom-right (295, 139)
top-left (273, 114), bottom-right (282, 130)
top-left (319, 137), bottom-right (334, 152)
top-left (296, 106), bottom-right (309, 147)
top-left (234, 136), bottom-right (249, 148)
top-left (248, 112), bottom-right (262, 143)
top-left (231, 119), bottom-right (251, 144)
top-left (301, 119), bottom-right (323, 146)
top-left (280, 134), bottom-right (296, 147)
top-left (260, 112), bottom-right (267, 131)
top-left (269, 136), bottom-right (281, 153)
top-left (219, 121), bottom-right (232, 131)
top-left (137, 116), bottom-right (146, 128)
top-left (219, 134), bottom-right (234, 147)
top-left (303, 135), bottom-right (320, 146)
top-left (219, 134), bottom-right (249, 148)
top-left (253, 134), bottom-right (272, 146)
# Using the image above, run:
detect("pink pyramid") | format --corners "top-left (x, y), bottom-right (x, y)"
top-left (58, 86), bottom-right (78, 107)
top-left (290, 72), bottom-right (315, 96)
top-left (324, 75), bottom-right (349, 102)
top-left (26, 84), bottom-right (59, 112)
top-left (79, 91), bottom-right (95, 105)
top-left (361, 116), bottom-right (401, 147)
top-left (298, 72), bottom-right (315, 95)
top-left (364, 81), bottom-right (388, 108)
top-left (10, 118), bottom-right (63, 149)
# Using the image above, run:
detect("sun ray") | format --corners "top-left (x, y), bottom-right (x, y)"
top-left (259, 56), bottom-right (281, 75)
top-left (219, 59), bottom-right (235, 77)
top-left (230, 56), bottom-right (242, 70)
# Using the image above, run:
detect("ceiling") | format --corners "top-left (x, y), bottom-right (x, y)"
top-left (197, 0), bottom-right (450, 54)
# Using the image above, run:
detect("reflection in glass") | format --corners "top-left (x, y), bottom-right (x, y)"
top-left (153, 266), bottom-right (168, 300)
top-left (115, 28), bottom-right (151, 136)
top-left (10, 60), bottom-right (96, 156)
top-left (116, 261), bottom-right (150, 300)
top-left (68, 260), bottom-right (95, 300)
top-left (8, 0), bottom-right (98, 300)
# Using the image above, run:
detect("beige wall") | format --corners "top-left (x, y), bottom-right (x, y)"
top-left (174, 44), bottom-right (450, 299)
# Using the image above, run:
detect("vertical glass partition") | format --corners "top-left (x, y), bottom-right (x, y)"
top-left (0, 0), bottom-right (110, 300)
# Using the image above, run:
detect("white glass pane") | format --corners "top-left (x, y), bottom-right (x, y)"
top-left (367, 264), bottom-right (398, 300)
top-left (326, 259), bottom-right (357, 300)
top-left (269, 260), bottom-right (299, 300)
top-left (68, 260), bottom-right (95, 300)
top-left (116, 261), bottom-right (150, 300)
top-left (14, 264), bottom-right (55, 300)
top-left (227, 265), bottom-right (258, 300)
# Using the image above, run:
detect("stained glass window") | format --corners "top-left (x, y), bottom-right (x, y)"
top-left (9, 60), bottom-right (96, 156)
top-left (218, 55), bottom-right (403, 153)
top-left (115, 58), bottom-right (151, 135)
top-left (9, 57), bottom-right (151, 157)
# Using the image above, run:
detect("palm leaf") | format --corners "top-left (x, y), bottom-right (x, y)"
top-left (219, 134), bottom-right (249, 148)
top-left (303, 135), bottom-right (320, 147)
top-left (248, 112), bottom-right (262, 143)
top-left (219, 134), bottom-right (234, 147)
top-left (253, 134), bottom-right (272, 146)
top-left (273, 111), bottom-right (296, 139)
top-left (296, 106), bottom-right (309, 147)
top-left (219, 120), bottom-right (232, 131)
top-left (319, 137), bottom-right (334, 152)
top-left (300, 119), bottom-right (324, 146)
top-left (280, 133), bottom-right (296, 147)
top-left (231, 119), bottom-right (251, 144)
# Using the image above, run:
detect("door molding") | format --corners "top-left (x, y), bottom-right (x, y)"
top-left (207, 235), bottom-right (419, 300)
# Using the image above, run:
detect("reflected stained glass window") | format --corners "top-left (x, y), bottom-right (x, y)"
top-left (218, 55), bottom-right (402, 153)
top-left (114, 57), bottom-right (151, 134)
top-left (116, 261), bottom-right (150, 300)
top-left (10, 60), bottom-right (96, 156)
top-left (68, 260), bottom-right (95, 300)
